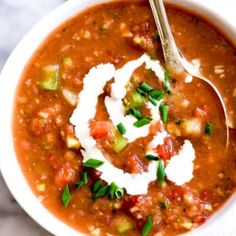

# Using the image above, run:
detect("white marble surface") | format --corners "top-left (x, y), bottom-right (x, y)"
top-left (0, 0), bottom-right (235, 236)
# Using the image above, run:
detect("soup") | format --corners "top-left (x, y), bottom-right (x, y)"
top-left (13, 1), bottom-right (236, 235)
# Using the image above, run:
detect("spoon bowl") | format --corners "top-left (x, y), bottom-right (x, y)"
top-left (149, 0), bottom-right (230, 146)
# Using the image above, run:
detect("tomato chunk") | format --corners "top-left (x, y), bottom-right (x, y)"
top-left (90, 120), bottom-right (110, 138)
top-left (169, 187), bottom-right (186, 200)
top-left (156, 137), bottom-right (174, 160)
top-left (54, 164), bottom-right (77, 187)
top-left (31, 117), bottom-right (48, 136)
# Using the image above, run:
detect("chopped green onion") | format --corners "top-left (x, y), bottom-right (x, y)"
top-left (159, 201), bottom-right (169, 209)
top-left (136, 87), bottom-right (146, 96)
top-left (94, 185), bottom-right (108, 199)
top-left (205, 122), bottom-right (214, 135)
top-left (148, 95), bottom-right (157, 106)
top-left (108, 182), bottom-right (117, 199)
top-left (115, 187), bottom-right (125, 199)
top-left (139, 82), bottom-right (153, 93)
top-left (149, 90), bottom-right (164, 101)
top-left (134, 117), bottom-right (152, 128)
top-left (141, 215), bottom-right (153, 236)
top-left (84, 159), bottom-right (104, 168)
top-left (164, 70), bottom-right (171, 94)
top-left (117, 123), bottom-right (126, 135)
top-left (128, 108), bottom-right (142, 120)
top-left (93, 180), bottom-right (101, 192)
top-left (157, 160), bottom-right (165, 186)
top-left (74, 171), bottom-right (88, 189)
top-left (108, 182), bottom-right (125, 199)
top-left (146, 154), bottom-right (159, 161)
top-left (111, 136), bottom-right (128, 153)
top-left (39, 64), bottom-right (60, 91)
top-left (159, 104), bottom-right (169, 123)
top-left (61, 184), bottom-right (71, 207)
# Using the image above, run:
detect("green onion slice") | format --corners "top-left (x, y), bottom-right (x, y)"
top-left (108, 182), bottom-right (125, 199)
top-left (141, 215), bottom-right (153, 236)
top-left (84, 159), bottom-right (104, 168)
top-left (205, 122), bottom-right (214, 136)
top-left (159, 201), bottom-right (169, 209)
top-left (139, 82), bottom-right (153, 93)
top-left (108, 182), bottom-right (117, 199)
top-left (157, 160), bottom-right (165, 186)
top-left (136, 87), bottom-right (146, 96)
top-left (149, 90), bottom-right (164, 101)
top-left (74, 171), bottom-right (88, 189)
top-left (159, 104), bottom-right (169, 123)
top-left (61, 184), bottom-right (71, 207)
top-left (93, 180), bottom-right (101, 192)
top-left (128, 108), bottom-right (142, 119)
top-left (115, 187), bottom-right (125, 199)
top-left (164, 70), bottom-right (171, 94)
top-left (117, 123), bottom-right (127, 135)
top-left (148, 95), bottom-right (157, 106)
top-left (94, 185), bottom-right (108, 199)
top-left (134, 117), bottom-right (152, 128)
top-left (146, 154), bottom-right (159, 161)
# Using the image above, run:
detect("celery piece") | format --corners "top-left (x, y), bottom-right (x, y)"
top-left (40, 64), bottom-right (60, 90)
top-left (112, 135), bottom-right (128, 153)
top-left (125, 91), bottom-right (145, 110)
top-left (118, 220), bottom-right (133, 234)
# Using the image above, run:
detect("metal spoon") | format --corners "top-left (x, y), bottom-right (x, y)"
top-left (149, 0), bottom-right (229, 147)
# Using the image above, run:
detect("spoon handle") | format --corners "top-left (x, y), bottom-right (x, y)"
top-left (149, 0), bottom-right (184, 75)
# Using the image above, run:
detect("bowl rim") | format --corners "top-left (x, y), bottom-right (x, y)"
top-left (0, 0), bottom-right (235, 236)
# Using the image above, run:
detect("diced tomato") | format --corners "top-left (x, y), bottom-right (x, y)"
top-left (54, 164), bottom-right (77, 187)
top-left (31, 117), bottom-right (48, 136)
top-left (90, 120), bottom-right (110, 138)
top-left (121, 195), bottom-right (140, 212)
top-left (192, 215), bottom-right (207, 223)
top-left (169, 187), bottom-right (186, 200)
top-left (126, 154), bottom-right (147, 174)
top-left (156, 137), bottom-right (174, 160)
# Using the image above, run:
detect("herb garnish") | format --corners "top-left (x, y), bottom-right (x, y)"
top-left (62, 184), bottom-right (71, 207)
top-left (84, 159), bottom-right (104, 168)
top-left (74, 171), bottom-right (88, 189)
top-left (117, 122), bottom-right (127, 135)
top-left (133, 117), bottom-right (152, 128)
top-left (141, 215), bottom-right (153, 236)
top-left (159, 103), bottom-right (169, 123)
top-left (157, 160), bottom-right (166, 186)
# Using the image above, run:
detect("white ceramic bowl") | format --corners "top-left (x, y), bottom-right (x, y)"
top-left (0, 0), bottom-right (235, 235)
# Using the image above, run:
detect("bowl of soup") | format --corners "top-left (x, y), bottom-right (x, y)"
top-left (0, 0), bottom-right (235, 235)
